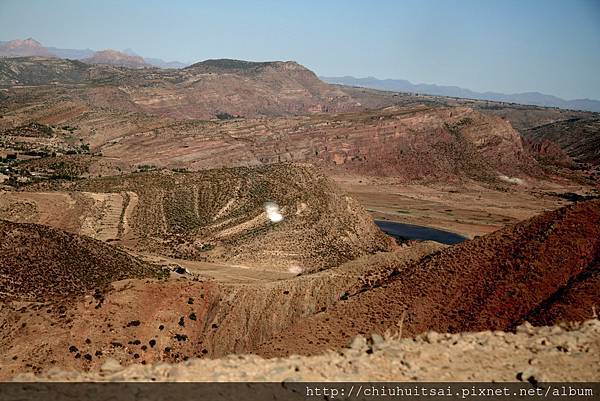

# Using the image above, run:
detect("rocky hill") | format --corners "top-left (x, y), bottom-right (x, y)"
top-left (0, 56), bottom-right (359, 118)
top-left (0, 84), bottom-right (551, 184)
top-left (0, 162), bottom-right (395, 379)
top-left (83, 50), bottom-right (152, 69)
top-left (0, 57), bottom-right (94, 85)
top-left (0, 38), bottom-right (53, 58)
top-left (132, 58), bottom-right (360, 118)
top-left (185, 59), bottom-right (294, 74)
top-left (0, 58), bottom-right (591, 186)
top-left (13, 164), bottom-right (394, 271)
top-left (523, 118), bottom-right (600, 166)
top-left (0, 219), bottom-right (166, 302)
top-left (92, 105), bottom-right (542, 183)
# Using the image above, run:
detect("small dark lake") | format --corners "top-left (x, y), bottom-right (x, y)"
top-left (375, 220), bottom-right (468, 245)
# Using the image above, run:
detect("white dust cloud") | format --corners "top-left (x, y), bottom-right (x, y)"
top-left (499, 175), bottom-right (525, 185)
top-left (264, 201), bottom-right (284, 223)
top-left (288, 265), bottom-right (304, 274)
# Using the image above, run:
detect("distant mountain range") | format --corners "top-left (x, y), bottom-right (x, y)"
top-left (321, 76), bottom-right (600, 113)
top-left (2, 38), bottom-right (598, 112)
top-left (0, 38), bottom-right (188, 69)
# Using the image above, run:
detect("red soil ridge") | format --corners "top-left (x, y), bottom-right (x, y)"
top-left (256, 199), bottom-right (600, 357)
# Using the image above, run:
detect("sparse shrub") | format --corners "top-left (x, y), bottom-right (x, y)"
top-left (215, 112), bottom-right (235, 120)
top-left (136, 164), bottom-right (156, 172)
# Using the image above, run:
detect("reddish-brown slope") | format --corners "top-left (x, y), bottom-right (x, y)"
top-left (126, 59), bottom-right (360, 118)
top-left (0, 279), bottom-right (220, 379)
top-left (524, 138), bottom-right (575, 168)
top-left (523, 118), bottom-right (600, 166)
top-left (95, 105), bottom-right (542, 182)
top-left (255, 200), bottom-right (600, 357)
top-left (523, 260), bottom-right (599, 325)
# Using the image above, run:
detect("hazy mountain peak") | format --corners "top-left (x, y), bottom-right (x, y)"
top-left (19, 37), bottom-right (42, 46)
top-left (0, 38), bottom-right (188, 68)
top-left (0, 37), bottom-right (53, 57)
top-left (83, 49), bottom-right (152, 68)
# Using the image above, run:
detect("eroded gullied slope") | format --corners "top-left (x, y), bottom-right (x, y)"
top-left (255, 200), bottom-right (600, 357)
top-left (0, 220), bottom-right (427, 380)
top-left (62, 163), bottom-right (395, 272)
top-left (92, 105), bottom-right (544, 183)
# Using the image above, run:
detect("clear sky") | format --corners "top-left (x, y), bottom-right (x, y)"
top-left (1, 0), bottom-right (599, 100)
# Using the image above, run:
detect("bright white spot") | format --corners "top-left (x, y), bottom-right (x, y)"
top-left (264, 202), bottom-right (284, 223)
top-left (499, 175), bottom-right (525, 185)
top-left (288, 265), bottom-right (304, 274)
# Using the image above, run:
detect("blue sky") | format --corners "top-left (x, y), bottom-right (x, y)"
top-left (1, 0), bottom-right (599, 100)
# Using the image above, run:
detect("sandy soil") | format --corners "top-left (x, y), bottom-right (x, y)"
top-left (334, 176), bottom-right (583, 238)
top-left (139, 254), bottom-right (297, 284)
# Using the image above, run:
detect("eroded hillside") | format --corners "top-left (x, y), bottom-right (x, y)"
top-left (523, 118), bottom-right (600, 166)
top-left (0, 57), bottom-right (359, 119)
top-left (255, 200), bottom-right (600, 357)
top-left (2, 164), bottom-right (394, 271)
top-left (1, 201), bottom-right (598, 380)
top-left (0, 219), bottom-right (166, 302)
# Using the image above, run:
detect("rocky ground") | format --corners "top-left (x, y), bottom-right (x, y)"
top-left (19, 320), bottom-right (600, 382)
top-left (0, 240), bottom-right (436, 380)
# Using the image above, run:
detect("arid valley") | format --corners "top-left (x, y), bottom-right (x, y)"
top-left (0, 36), bottom-right (599, 385)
